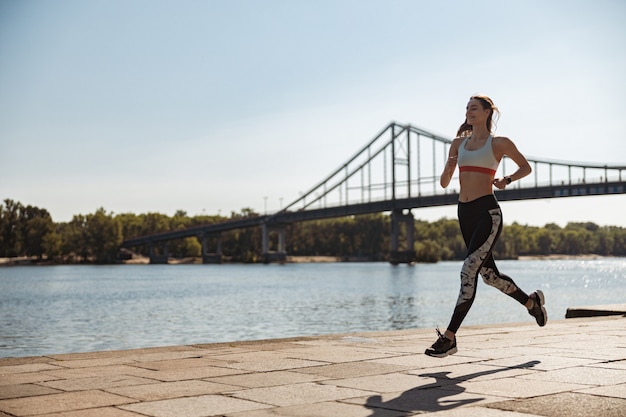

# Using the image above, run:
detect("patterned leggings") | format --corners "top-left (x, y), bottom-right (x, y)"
top-left (446, 194), bottom-right (530, 334)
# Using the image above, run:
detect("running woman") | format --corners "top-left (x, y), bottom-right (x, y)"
top-left (425, 95), bottom-right (547, 358)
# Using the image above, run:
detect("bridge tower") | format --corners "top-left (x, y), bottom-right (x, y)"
top-left (201, 232), bottom-right (223, 264)
top-left (149, 242), bottom-right (169, 264)
top-left (261, 223), bottom-right (287, 263)
top-left (389, 209), bottom-right (416, 265)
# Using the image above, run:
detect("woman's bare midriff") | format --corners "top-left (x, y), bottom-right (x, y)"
top-left (458, 172), bottom-right (495, 202)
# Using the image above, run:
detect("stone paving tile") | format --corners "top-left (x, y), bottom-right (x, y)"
top-left (226, 400), bottom-right (407, 416)
top-left (46, 345), bottom-right (203, 361)
top-left (418, 407), bottom-right (541, 416)
top-left (459, 334), bottom-right (549, 350)
top-left (105, 380), bottom-right (241, 401)
top-left (209, 351), bottom-right (329, 372)
top-left (188, 346), bottom-right (254, 355)
top-left (325, 372), bottom-right (436, 393)
top-left (130, 365), bottom-right (249, 382)
top-left (205, 341), bottom-right (308, 352)
top-left (486, 392), bottom-right (626, 417)
top-left (45, 347), bottom-right (211, 367)
top-left (455, 376), bottom-right (591, 399)
top-left (208, 370), bottom-right (325, 388)
top-left (0, 383), bottom-right (61, 400)
top-left (0, 356), bottom-right (54, 366)
top-left (0, 371), bottom-right (61, 386)
top-left (131, 357), bottom-right (232, 371)
top-left (39, 364), bottom-right (163, 380)
top-left (458, 343), bottom-right (571, 359)
top-left (39, 375), bottom-right (159, 391)
top-left (406, 361), bottom-right (540, 383)
top-left (295, 361), bottom-right (409, 379)
top-left (324, 336), bottom-right (423, 353)
top-left (479, 354), bottom-right (599, 371)
top-left (0, 362), bottom-right (63, 375)
top-left (0, 389), bottom-right (136, 416)
top-left (119, 394), bottom-right (273, 417)
top-left (292, 330), bottom-right (419, 347)
top-left (276, 345), bottom-right (395, 363)
top-left (343, 388), bottom-right (510, 414)
top-left (46, 349), bottom-right (151, 361)
top-left (357, 345), bottom-right (422, 356)
top-left (132, 346), bottom-right (248, 358)
top-left (368, 331), bottom-right (431, 340)
top-left (229, 382), bottom-right (374, 407)
top-left (576, 382), bottom-right (626, 399)
top-left (48, 356), bottom-right (138, 369)
top-left (586, 359), bottom-right (626, 370)
top-left (515, 365), bottom-right (626, 386)
top-left (192, 338), bottom-right (317, 352)
top-left (35, 407), bottom-right (146, 417)
top-left (368, 353), bottom-right (477, 369)
top-left (543, 345), bottom-right (626, 361)
top-left (539, 348), bottom-right (626, 362)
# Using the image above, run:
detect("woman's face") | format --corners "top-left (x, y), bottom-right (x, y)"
top-left (465, 98), bottom-right (490, 127)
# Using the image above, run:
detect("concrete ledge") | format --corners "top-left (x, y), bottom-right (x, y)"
top-left (565, 304), bottom-right (626, 318)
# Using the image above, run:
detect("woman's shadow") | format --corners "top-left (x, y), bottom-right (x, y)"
top-left (364, 360), bottom-right (539, 416)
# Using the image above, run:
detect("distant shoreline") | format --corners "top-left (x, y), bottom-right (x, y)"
top-left (516, 254), bottom-right (612, 261)
top-left (0, 254), bottom-right (619, 266)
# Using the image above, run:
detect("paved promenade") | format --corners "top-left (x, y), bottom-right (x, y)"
top-left (1, 316), bottom-right (625, 417)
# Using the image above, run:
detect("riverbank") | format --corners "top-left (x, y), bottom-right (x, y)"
top-left (0, 255), bottom-right (347, 265)
top-left (1, 253), bottom-right (618, 266)
top-left (1, 315), bottom-right (624, 416)
top-left (517, 254), bottom-right (612, 261)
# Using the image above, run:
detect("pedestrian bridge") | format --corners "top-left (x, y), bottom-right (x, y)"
top-left (122, 123), bottom-right (625, 263)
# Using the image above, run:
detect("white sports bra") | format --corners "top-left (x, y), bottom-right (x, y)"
top-left (457, 136), bottom-right (499, 176)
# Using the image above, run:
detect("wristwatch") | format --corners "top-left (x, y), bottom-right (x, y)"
top-left (506, 176), bottom-right (512, 185)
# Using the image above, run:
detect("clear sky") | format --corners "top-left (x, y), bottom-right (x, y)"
top-left (1, 0), bottom-right (625, 226)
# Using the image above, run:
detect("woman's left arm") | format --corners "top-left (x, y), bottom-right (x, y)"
top-left (492, 136), bottom-right (532, 190)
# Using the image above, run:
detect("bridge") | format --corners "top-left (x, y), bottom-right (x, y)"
top-left (121, 122), bottom-right (626, 264)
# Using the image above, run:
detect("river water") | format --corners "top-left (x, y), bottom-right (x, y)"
top-left (1, 258), bottom-right (624, 358)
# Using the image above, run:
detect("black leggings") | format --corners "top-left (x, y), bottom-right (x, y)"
top-left (446, 194), bottom-right (530, 334)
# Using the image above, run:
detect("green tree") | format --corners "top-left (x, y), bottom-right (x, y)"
top-left (557, 229), bottom-right (586, 254)
top-left (116, 213), bottom-right (144, 241)
top-left (509, 222), bottom-right (533, 256)
top-left (25, 215), bottom-right (54, 259)
top-left (42, 227), bottom-right (62, 259)
top-left (414, 239), bottom-right (443, 263)
top-left (60, 215), bottom-right (88, 261)
top-left (85, 208), bottom-right (122, 263)
top-left (354, 214), bottom-right (388, 258)
top-left (0, 199), bottom-right (23, 256)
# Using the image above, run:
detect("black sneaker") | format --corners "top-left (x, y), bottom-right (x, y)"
top-left (425, 328), bottom-right (457, 358)
top-left (528, 290), bottom-right (547, 327)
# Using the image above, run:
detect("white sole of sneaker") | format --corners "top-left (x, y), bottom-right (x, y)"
top-left (425, 347), bottom-right (457, 358)
top-left (536, 289), bottom-right (548, 326)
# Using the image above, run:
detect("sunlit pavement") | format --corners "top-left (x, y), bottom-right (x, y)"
top-left (1, 312), bottom-right (625, 417)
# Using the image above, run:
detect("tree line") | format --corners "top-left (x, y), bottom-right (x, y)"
top-left (2, 198), bottom-right (626, 264)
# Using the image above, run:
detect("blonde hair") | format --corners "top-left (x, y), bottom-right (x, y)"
top-left (457, 95), bottom-right (500, 137)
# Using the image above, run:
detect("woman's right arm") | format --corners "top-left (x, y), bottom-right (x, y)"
top-left (440, 139), bottom-right (460, 188)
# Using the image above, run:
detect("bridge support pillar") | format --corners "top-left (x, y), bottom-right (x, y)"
top-left (149, 242), bottom-right (169, 264)
top-left (261, 223), bottom-right (287, 263)
top-left (390, 209), bottom-right (416, 265)
top-left (201, 233), bottom-right (223, 264)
